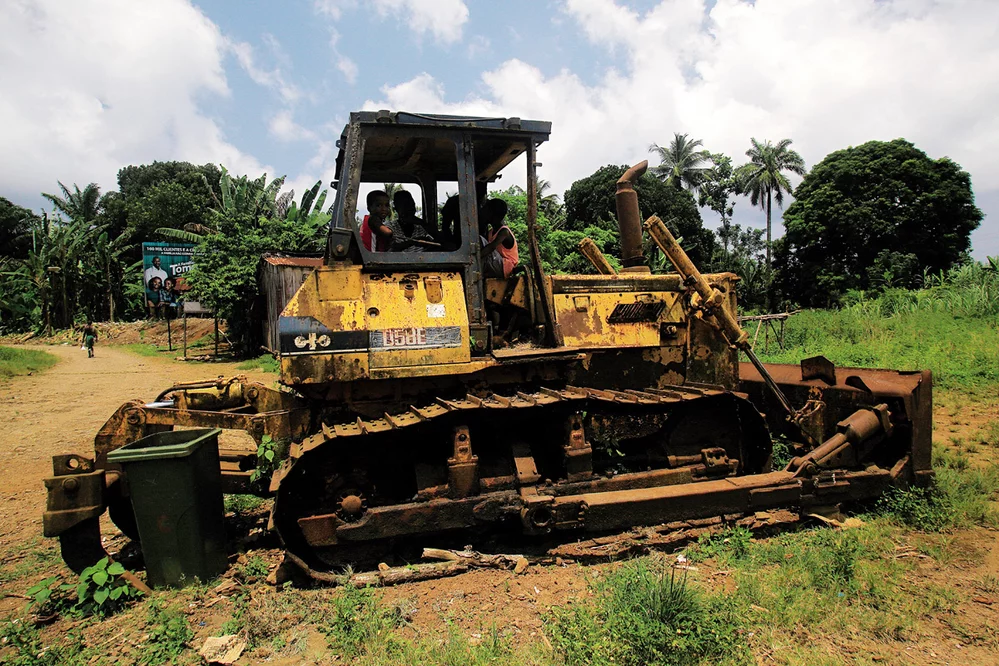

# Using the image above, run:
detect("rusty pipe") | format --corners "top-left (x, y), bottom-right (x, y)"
top-left (577, 238), bottom-right (617, 275)
top-left (616, 161), bottom-right (650, 272)
top-left (645, 215), bottom-right (747, 347)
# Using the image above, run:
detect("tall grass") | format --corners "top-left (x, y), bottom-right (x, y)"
top-left (757, 261), bottom-right (999, 390)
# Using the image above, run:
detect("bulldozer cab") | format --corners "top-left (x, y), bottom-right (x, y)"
top-left (324, 111), bottom-right (553, 353)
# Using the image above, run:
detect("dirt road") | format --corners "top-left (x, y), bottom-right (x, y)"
top-left (0, 345), bottom-right (270, 571)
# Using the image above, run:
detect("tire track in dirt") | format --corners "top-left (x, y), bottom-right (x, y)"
top-left (0, 344), bottom-right (271, 554)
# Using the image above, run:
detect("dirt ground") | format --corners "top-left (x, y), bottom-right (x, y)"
top-left (1, 343), bottom-right (998, 664)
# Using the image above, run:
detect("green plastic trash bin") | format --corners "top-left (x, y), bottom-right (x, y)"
top-left (108, 428), bottom-right (228, 588)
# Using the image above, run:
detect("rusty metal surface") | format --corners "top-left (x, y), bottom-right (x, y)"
top-left (527, 140), bottom-right (561, 346)
top-left (615, 161), bottom-right (649, 270)
top-left (272, 385), bottom-right (776, 567)
top-left (740, 361), bottom-right (932, 480)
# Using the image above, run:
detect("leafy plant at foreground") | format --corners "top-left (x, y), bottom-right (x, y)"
top-left (76, 558), bottom-right (143, 616)
top-left (250, 434), bottom-right (287, 484)
top-left (25, 557), bottom-right (142, 620)
top-left (139, 602), bottom-right (195, 666)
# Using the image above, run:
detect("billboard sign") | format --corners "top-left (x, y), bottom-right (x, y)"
top-left (142, 242), bottom-right (197, 317)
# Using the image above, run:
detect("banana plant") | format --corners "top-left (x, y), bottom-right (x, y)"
top-left (284, 180), bottom-right (329, 225)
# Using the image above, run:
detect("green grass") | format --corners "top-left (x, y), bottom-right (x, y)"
top-left (0, 618), bottom-right (97, 666)
top-left (753, 307), bottom-right (999, 390)
top-left (139, 602), bottom-right (195, 666)
top-left (548, 559), bottom-right (748, 666)
top-left (223, 494), bottom-right (266, 514)
top-left (877, 448), bottom-right (999, 531)
top-left (236, 354), bottom-right (279, 373)
top-left (120, 343), bottom-right (170, 357)
top-left (0, 345), bottom-right (58, 379)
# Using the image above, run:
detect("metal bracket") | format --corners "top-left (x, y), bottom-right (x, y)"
top-left (563, 413), bottom-right (593, 482)
top-left (448, 426), bottom-right (479, 499)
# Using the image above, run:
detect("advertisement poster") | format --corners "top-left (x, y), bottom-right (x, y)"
top-left (142, 242), bottom-right (196, 317)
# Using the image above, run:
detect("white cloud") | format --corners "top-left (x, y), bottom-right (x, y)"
top-left (337, 57), bottom-right (359, 85)
top-left (228, 38), bottom-right (301, 104)
top-left (365, 0), bottom-right (999, 258)
top-left (370, 0), bottom-right (469, 44)
top-left (466, 35), bottom-right (492, 60)
top-left (0, 0), bottom-right (268, 207)
top-left (269, 110), bottom-right (317, 142)
top-left (313, 0), bottom-right (356, 20)
top-left (313, 0), bottom-right (468, 46)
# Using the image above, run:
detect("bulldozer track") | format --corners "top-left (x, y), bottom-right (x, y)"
top-left (273, 382), bottom-right (774, 573)
top-left (291, 382), bottom-right (739, 460)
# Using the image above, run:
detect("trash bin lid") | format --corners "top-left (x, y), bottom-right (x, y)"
top-left (107, 428), bottom-right (222, 462)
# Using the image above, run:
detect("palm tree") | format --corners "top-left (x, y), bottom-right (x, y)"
top-left (42, 182), bottom-right (101, 224)
top-left (648, 133), bottom-right (712, 192)
top-left (736, 138), bottom-right (806, 279)
top-left (537, 179), bottom-right (563, 222)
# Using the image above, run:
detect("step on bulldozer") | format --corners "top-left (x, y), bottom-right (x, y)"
top-left (44, 111), bottom-right (932, 578)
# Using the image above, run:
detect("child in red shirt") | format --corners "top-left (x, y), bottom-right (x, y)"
top-left (360, 190), bottom-right (392, 251)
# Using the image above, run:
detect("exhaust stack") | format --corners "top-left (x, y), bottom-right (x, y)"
top-left (616, 161), bottom-right (651, 273)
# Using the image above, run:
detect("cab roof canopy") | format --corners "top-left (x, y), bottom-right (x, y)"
top-left (336, 110), bottom-right (552, 183)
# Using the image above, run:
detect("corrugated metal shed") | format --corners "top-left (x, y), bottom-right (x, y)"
top-left (262, 256), bottom-right (323, 268)
top-left (259, 253), bottom-right (323, 353)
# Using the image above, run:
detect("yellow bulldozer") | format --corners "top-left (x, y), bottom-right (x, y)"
top-left (44, 111), bottom-right (932, 579)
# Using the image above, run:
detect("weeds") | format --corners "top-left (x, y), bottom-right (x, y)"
top-left (236, 354), bottom-right (279, 373)
top-left (978, 419), bottom-right (999, 447)
top-left (878, 448), bottom-right (999, 530)
top-left (547, 557), bottom-right (747, 666)
top-left (0, 619), bottom-right (92, 666)
top-left (314, 586), bottom-right (403, 658)
top-left (23, 557), bottom-right (143, 619)
top-left (0, 345), bottom-right (58, 379)
top-left (250, 434), bottom-right (286, 484)
top-left (139, 602), bottom-right (195, 665)
top-left (688, 527), bottom-right (753, 564)
top-left (75, 557), bottom-right (144, 616)
top-left (769, 434), bottom-right (796, 470)
top-left (224, 494), bottom-right (265, 514)
top-left (237, 554), bottom-right (269, 580)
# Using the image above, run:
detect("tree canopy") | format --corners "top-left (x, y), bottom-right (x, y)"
top-left (493, 187), bottom-right (620, 275)
top-left (777, 138), bottom-right (983, 306)
top-left (0, 197), bottom-right (38, 260)
top-left (117, 161), bottom-right (223, 241)
top-left (185, 170), bottom-right (326, 354)
top-left (563, 164), bottom-right (715, 266)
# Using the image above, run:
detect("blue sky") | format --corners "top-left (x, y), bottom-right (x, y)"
top-left (2, 0), bottom-right (997, 259)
